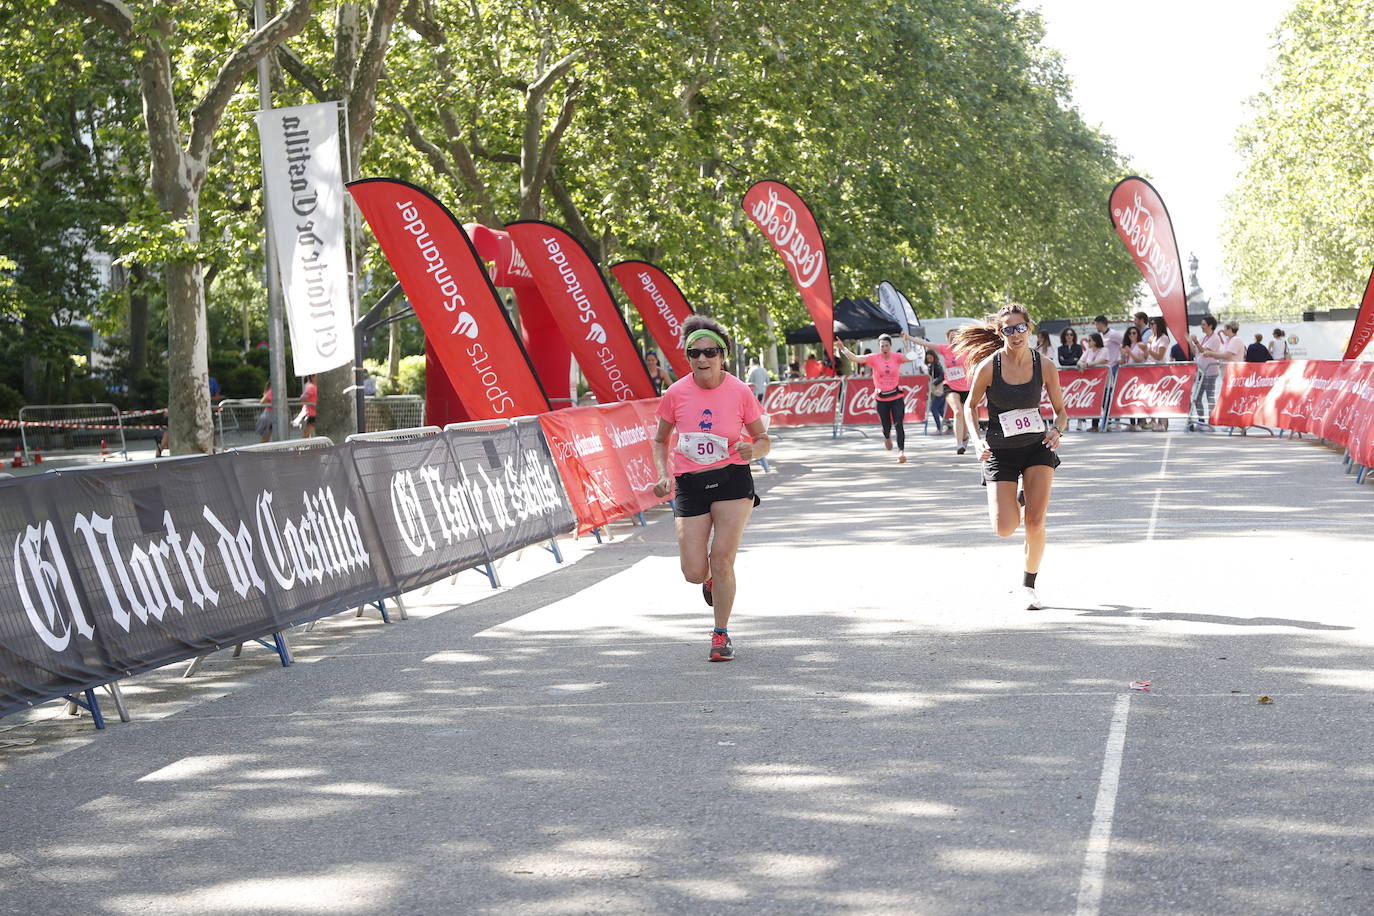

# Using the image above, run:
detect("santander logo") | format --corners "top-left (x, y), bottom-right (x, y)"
top-left (586, 323), bottom-right (607, 345)
top-left (453, 311), bottom-right (479, 339)
top-left (1113, 191), bottom-right (1180, 298)
top-left (749, 189), bottom-right (826, 290)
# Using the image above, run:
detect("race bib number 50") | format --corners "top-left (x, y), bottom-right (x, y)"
top-left (678, 431), bottom-right (730, 466)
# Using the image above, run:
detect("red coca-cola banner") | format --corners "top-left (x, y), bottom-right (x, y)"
top-left (506, 221), bottom-right (657, 405)
top-left (1214, 360), bottom-right (1374, 466)
top-left (1343, 265), bottom-right (1374, 360)
top-left (1109, 177), bottom-right (1190, 359)
top-left (1108, 364), bottom-right (1195, 418)
top-left (346, 178), bottom-right (550, 419)
top-left (1044, 367), bottom-right (1110, 419)
top-left (608, 261), bottom-right (694, 379)
top-left (762, 379), bottom-right (842, 428)
top-left (840, 377), bottom-right (930, 426)
top-left (537, 400), bottom-right (667, 535)
top-left (743, 180), bottom-right (835, 361)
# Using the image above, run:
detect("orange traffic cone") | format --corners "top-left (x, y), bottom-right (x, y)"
top-left (33, 447), bottom-right (42, 464)
top-left (11, 446), bottom-right (23, 468)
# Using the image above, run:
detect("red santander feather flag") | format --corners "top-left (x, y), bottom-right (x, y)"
top-left (346, 178), bottom-right (548, 419)
top-left (1343, 265), bottom-right (1374, 360)
top-left (1109, 177), bottom-right (1190, 359)
top-left (743, 181), bottom-right (835, 361)
top-left (609, 261), bottom-right (695, 379)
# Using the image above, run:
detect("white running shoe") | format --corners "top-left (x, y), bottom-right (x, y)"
top-left (1023, 587), bottom-right (1043, 610)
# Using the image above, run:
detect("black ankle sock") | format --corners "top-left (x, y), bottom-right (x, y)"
top-left (1023, 572), bottom-right (1037, 588)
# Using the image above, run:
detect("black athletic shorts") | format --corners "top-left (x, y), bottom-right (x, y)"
top-left (982, 442), bottom-right (1061, 484)
top-left (673, 462), bottom-right (760, 518)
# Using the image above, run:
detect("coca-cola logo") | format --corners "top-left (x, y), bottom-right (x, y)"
top-left (1115, 373), bottom-right (1189, 409)
top-left (845, 380), bottom-right (925, 416)
top-left (749, 188), bottom-right (826, 289)
top-left (764, 382), bottom-right (838, 416)
top-left (1058, 377), bottom-right (1104, 409)
top-left (1113, 190), bottom-right (1180, 298)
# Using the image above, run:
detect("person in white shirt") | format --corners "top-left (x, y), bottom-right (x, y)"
top-left (1188, 316), bottom-right (1237, 428)
top-left (1133, 311), bottom-right (1152, 343)
top-left (1145, 317), bottom-right (1172, 363)
top-left (1094, 315), bottom-right (1124, 367)
top-left (744, 357), bottom-right (770, 403)
top-left (1269, 328), bottom-right (1290, 360)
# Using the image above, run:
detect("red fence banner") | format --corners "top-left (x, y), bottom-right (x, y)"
top-left (1109, 177), bottom-right (1190, 359)
top-left (1108, 364), bottom-right (1195, 418)
top-left (346, 179), bottom-right (549, 419)
top-left (1343, 265), bottom-right (1374, 360)
top-left (506, 221), bottom-right (657, 405)
top-left (743, 180), bottom-right (836, 361)
top-left (537, 400), bottom-right (666, 535)
top-left (762, 379), bottom-right (842, 428)
top-left (609, 261), bottom-right (694, 379)
top-left (1214, 360), bottom-right (1374, 466)
top-left (840, 377), bottom-right (930, 426)
top-left (1046, 367), bottom-right (1110, 419)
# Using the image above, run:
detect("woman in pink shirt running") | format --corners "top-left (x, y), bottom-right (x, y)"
top-left (836, 333), bottom-right (916, 463)
top-left (904, 328), bottom-right (974, 454)
top-left (654, 316), bottom-right (771, 662)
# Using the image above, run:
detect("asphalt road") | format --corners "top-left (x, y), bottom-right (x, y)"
top-left (1, 423), bottom-right (1370, 915)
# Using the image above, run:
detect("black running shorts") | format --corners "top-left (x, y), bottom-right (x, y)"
top-left (673, 462), bottom-right (760, 518)
top-left (982, 442), bottom-right (1061, 484)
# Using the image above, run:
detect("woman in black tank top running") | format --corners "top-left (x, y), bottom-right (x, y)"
top-left (954, 305), bottom-right (1068, 609)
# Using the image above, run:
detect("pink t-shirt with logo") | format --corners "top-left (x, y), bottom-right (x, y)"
top-left (937, 345), bottom-right (970, 392)
top-left (657, 374), bottom-right (763, 476)
top-left (863, 352), bottom-right (908, 400)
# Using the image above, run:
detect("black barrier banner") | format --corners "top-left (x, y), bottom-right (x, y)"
top-left (0, 424), bottom-right (576, 719)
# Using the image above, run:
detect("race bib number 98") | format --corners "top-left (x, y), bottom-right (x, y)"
top-left (998, 407), bottom-right (1045, 438)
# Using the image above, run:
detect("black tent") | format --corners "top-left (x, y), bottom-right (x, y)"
top-left (785, 297), bottom-right (922, 344)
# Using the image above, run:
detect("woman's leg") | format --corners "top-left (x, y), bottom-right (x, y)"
top-left (675, 513), bottom-right (714, 586)
top-left (704, 497), bottom-right (754, 629)
top-left (986, 479), bottom-right (1021, 538)
top-left (892, 402), bottom-right (906, 451)
top-left (1021, 465), bottom-right (1054, 573)
top-left (877, 399), bottom-right (894, 446)
top-left (929, 396), bottom-right (946, 432)
top-left (948, 391), bottom-right (966, 442)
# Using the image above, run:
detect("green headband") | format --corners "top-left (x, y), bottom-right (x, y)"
top-left (685, 329), bottom-right (727, 350)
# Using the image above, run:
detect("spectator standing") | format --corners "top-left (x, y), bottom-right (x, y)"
top-left (1095, 315), bottom-right (1124, 368)
top-left (1035, 330), bottom-right (1056, 362)
top-left (745, 357), bottom-right (770, 403)
top-left (803, 354), bottom-right (822, 379)
top-left (1145, 317), bottom-right (1172, 363)
top-left (1133, 311), bottom-right (1152, 343)
top-left (1120, 326), bottom-right (1147, 364)
top-left (786, 361), bottom-right (801, 380)
top-left (925, 349), bottom-right (947, 434)
top-left (1246, 334), bottom-right (1273, 362)
top-left (1078, 333), bottom-right (1107, 430)
top-left (1269, 328), bottom-right (1290, 360)
top-left (1187, 316), bottom-right (1228, 429)
top-left (1057, 328), bottom-right (1082, 368)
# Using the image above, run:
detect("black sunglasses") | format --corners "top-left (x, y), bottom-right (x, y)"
top-left (999, 322), bottom-right (1029, 336)
top-left (686, 347), bottom-right (722, 359)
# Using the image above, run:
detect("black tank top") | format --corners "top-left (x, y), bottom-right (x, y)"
top-left (986, 351), bottom-right (1044, 450)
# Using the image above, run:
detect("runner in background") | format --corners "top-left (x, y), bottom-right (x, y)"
top-left (956, 305), bottom-right (1068, 610)
top-left (836, 333), bottom-right (916, 463)
top-left (292, 374), bottom-right (317, 439)
top-left (645, 350), bottom-right (673, 394)
top-left (904, 328), bottom-right (973, 454)
top-left (925, 349), bottom-right (948, 434)
top-left (653, 315), bottom-right (770, 662)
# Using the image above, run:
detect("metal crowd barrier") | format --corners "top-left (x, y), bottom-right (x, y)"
top-left (17, 402), bottom-right (130, 462)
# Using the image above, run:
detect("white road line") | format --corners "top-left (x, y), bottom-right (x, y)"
top-left (1144, 436), bottom-right (1173, 542)
top-left (1075, 693), bottom-right (1132, 916)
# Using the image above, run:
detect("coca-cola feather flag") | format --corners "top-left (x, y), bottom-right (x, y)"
top-left (1343, 265), bottom-right (1374, 360)
top-left (743, 180), bottom-right (836, 360)
top-left (346, 178), bottom-right (549, 419)
top-left (1109, 177), bottom-right (1190, 359)
top-left (609, 261), bottom-right (695, 379)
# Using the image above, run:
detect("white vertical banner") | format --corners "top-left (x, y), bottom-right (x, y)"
top-left (255, 102), bottom-right (353, 375)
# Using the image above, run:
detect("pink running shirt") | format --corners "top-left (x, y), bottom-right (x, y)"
top-left (657, 374), bottom-right (763, 476)
top-left (864, 352), bottom-right (908, 400)
top-left (937, 344), bottom-right (970, 392)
